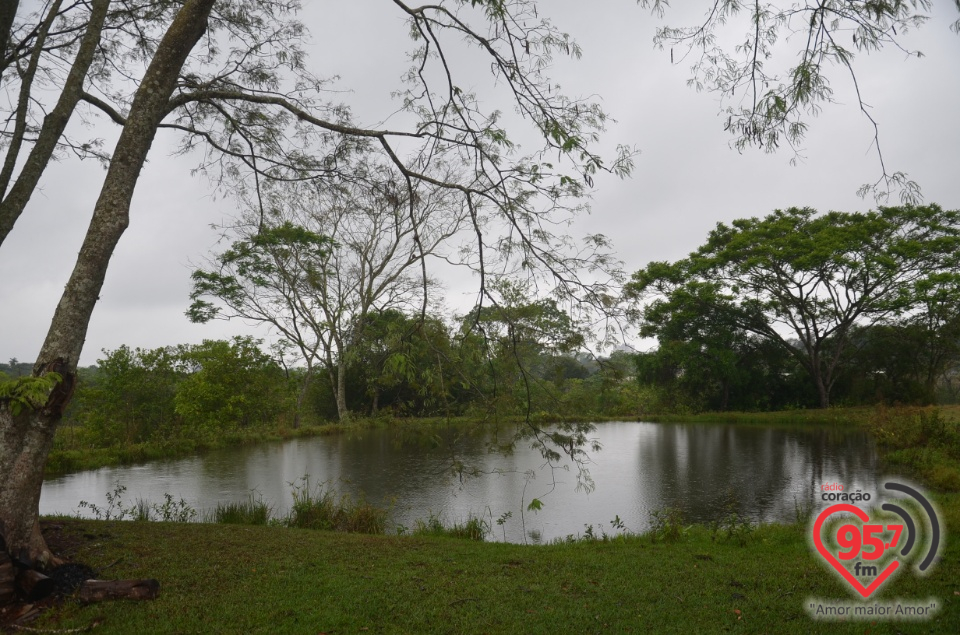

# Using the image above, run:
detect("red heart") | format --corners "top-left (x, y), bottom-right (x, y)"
top-left (812, 504), bottom-right (900, 599)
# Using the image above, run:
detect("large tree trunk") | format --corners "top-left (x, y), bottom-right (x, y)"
top-left (0, 0), bottom-right (215, 569)
top-left (0, 406), bottom-right (64, 568)
top-left (814, 372), bottom-right (830, 409)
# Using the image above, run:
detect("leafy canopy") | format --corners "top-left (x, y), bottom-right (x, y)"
top-left (628, 204), bottom-right (960, 407)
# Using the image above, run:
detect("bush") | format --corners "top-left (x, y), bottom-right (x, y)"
top-left (648, 507), bottom-right (686, 543)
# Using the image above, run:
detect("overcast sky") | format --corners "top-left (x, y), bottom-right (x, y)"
top-left (2, 1), bottom-right (959, 366)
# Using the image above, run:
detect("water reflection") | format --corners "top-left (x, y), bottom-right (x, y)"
top-left (41, 421), bottom-right (879, 543)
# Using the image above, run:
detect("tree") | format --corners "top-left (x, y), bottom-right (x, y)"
top-left (627, 205), bottom-right (960, 408)
top-left (174, 337), bottom-right (289, 439)
top-left (74, 344), bottom-right (182, 446)
top-left (843, 275), bottom-right (960, 404)
top-left (455, 282), bottom-right (601, 468)
top-left (345, 309), bottom-right (463, 417)
top-left (0, 0), bottom-right (111, 246)
top-left (1, 0), bottom-right (217, 567)
top-left (463, 281), bottom-right (587, 412)
top-left (188, 170), bottom-right (465, 422)
top-left (187, 221), bottom-right (332, 426)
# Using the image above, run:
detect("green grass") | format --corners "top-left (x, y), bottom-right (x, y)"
top-left (862, 405), bottom-right (960, 492)
top-left (411, 513), bottom-right (490, 541)
top-left (32, 496), bottom-right (960, 634)
top-left (643, 407), bottom-right (875, 427)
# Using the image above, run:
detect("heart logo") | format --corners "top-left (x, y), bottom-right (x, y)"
top-left (812, 504), bottom-right (900, 599)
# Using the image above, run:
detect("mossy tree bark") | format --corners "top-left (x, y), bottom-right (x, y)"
top-left (0, 0), bottom-right (216, 570)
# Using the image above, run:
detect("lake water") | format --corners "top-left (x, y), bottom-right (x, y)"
top-left (40, 421), bottom-right (880, 543)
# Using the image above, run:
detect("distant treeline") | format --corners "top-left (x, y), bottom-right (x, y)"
top-left (0, 359), bottom-right (34, 378)
top-left (634, 323), bottom-right (960, 414)
top-left (32, 324), bottom-right (645, 451)
top-left (8, 310), bottom-right (960, 455)
top-left (8, 263), bottom-right (960, 457)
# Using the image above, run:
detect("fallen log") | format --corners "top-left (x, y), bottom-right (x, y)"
top-left (0, 553), bottom-right (15, 606)
top-left (77, 579), bottom-right (160, 602)
top-left (16, 569), bottom-right (54, 601)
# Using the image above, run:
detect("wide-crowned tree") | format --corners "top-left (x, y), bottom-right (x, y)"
top-left (628, 205), bottom-right (960, 408)
top-left (633, 281), bottom-right (801, 411)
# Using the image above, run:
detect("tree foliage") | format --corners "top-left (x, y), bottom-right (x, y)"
top-left (72, 338), bottom-right (293, 448)
top-left (628, 204), bottom-right (960, 408)
top-left (640, 0), bottom-right (960, 202)
top-left (0, 372), bottom-right (62, 416)
top-left (189, 171), bottom-right (465, 421)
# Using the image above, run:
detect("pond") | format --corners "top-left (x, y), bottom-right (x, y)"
top-left (40, 421), bottom-right (879, 543)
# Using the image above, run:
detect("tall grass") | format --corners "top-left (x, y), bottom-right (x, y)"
top-left (863, 405), bottom-right (960, 491)
top-left (411, 513), bottom-right (489, 541)
top-left (210, 495), bottom-right (272, 525)
top-left (286, 479), bottom-right (388, 534)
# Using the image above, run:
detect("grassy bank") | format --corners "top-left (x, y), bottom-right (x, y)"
top-left (642, 407), bottom-right (875, 427)
top-left (46, 422), bottom-right (350, 475)
top-left (45, 412), bottom-right (620, 477)
top-left (29, 497), bottom-right (960, 634)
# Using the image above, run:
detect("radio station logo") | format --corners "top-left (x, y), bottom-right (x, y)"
top-left (807, 480), bottom-right (943, 620)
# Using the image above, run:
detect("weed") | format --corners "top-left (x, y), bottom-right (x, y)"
top-left (77, 482), bottom-right (196, 523)
top-left (710, 508), bottom-right (754, 546)
top-left (77, 481), bottom-right (129, 520)
top-left (793, 496), bottom-right (812, 525)
top-left (551, 515), bottom-right (632, 544)
top-left (495, 510), bottom-right (512, 541)
top-left (649, 506), bottom-right (687, 543)
top-left (610, 514), bottom-right (625, 532)
top-left (708, 490), bottom-right (755, 546)
top-left (152, 493), bottom-right (197, 523)
top-left (130, 498), bottom-right (153, 522)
